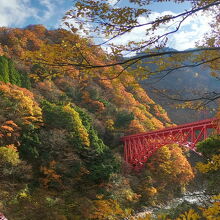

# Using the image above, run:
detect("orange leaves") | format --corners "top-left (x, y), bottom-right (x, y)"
top-left (98, 79), bottom-right (113, 89)
top-left (0, 27), bottom-right (43, 57)
top-left (1, 125), bottom-right (14, 132)
top-left (4, 120), bottom-right (18, 128)
top-left (0, 120), bottom-right (20, 147)
top-left (23, 29), bottom-right (95, 79)
top-left (97, 71), bottom-right (170, 133)
top-left (82, 91), bottom-right (105, 113)
top-left (200, 199), bottom-right (220, 220)
top-left (93, 101), bottom-right (105, 112)
top-left (0, 82), bottom-right (42, 127)
top-left (0, 26), bottom-right (171, 137)
top-left (133, 86), bottom-right (154, 105)
top-left (40, 161), bottom-right (62, 188)
top-left (128, 120), bottom-right (145, 133)
top-left (6, 144), bottom-right (18, 152)
top-left (147, 145), bottom-right (194, 190)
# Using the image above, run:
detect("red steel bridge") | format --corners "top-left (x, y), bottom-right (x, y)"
top-left (121, 118), bottom-right (220, 170)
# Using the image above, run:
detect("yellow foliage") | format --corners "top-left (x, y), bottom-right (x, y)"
top-left (63, 104), bottom-right (90, 147)
top-left (106, 119), bottom-right (114, 131)
top-left (212, 194), bottom-right (220, 200)
top-left (146, 187), bottom-right (157, 197)
top-left (131, 215), bottom-right (152, 220)
top-left (0, 145), bottom-right (20, 165)
top-left (89, 199), bottom-right (131, 220)
top-left (200, 195), bottom-right (220, 220)
top-left (19, 191), bottom-right (29, 198)
top-left (147, 145), bottom-right (194, 190)
top-left (196, 154), bottom-right (220, 173)
top-left (96, 194), bottom-right (104, 200)
top-left (176, 209), bottom-right (201, 220)
top-left (174, 200), bottom-right (220, 220)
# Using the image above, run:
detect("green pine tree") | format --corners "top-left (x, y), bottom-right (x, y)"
top-left (0, 56), bottom-right (10, 83)
top-left (8, 59), bottom-right (21, 86)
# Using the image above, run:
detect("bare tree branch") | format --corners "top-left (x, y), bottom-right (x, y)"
top-left (148, 86), bottom-right (220, 107)
top-left (32, 47), bottom-right (220, 69)
top-left (144, 56), bottom-right (220, 85)
top-left (93, 1), bottom-right (220, 49)
top-left (99, 57), bottom-right (143, 80)
top-left (81, 1), bottom-right (220, 31)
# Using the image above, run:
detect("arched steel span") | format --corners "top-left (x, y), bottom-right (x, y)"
top-left (121, 118), bottom-right (220, 170)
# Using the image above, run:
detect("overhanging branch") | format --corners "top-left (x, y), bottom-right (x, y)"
top-left (33, 47), bottom-right (220, 69)
top-left (144, 56), bottom-right (220, 85)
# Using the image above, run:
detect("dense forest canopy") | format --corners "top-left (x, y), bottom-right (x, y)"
top-left (62, 0), bottom-right (220, 107)
top-left (0, 0), bottom-right (219, 219)
top-left (20, 0), bottom-right (220, 109)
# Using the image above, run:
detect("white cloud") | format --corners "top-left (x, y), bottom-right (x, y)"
top-left (0, 0), bottom-right (214, 52)
top-left (0, 0), bottom-right (62, 27)
top-left (169, 11), bottom-right (213, 50)
top-left (102, 10), bottom-right (213, 52)
top-left (38, 0), bottom-right (54, 20)
top-left (0, 0), bottom-right (37, 26)
top-left (107, 0), bottom-right (118, 6)
top-left (38, 0), bottom-right (56, 21)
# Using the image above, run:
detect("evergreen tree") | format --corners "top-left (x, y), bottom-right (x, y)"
top-left (8, 59), bottom-right (21, 86)
top-left (0, 56), bottom-right (31, 88)
top-left (0, 56), bottom-right (10, 83)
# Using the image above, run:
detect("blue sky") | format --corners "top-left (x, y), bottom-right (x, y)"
top-left (0, 0), bottom-right (73, 29)
top-left (109, 0), bottom-right (191, 13)
top-left (0, 0), bottom-right (213, 50)
top-left (0, 0), bottom-right (191, 28)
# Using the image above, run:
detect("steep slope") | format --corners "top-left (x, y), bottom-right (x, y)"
top-left (128, 49), bottom-right (219, 124)
top-left (0, 25), bottom-right (173, 133)
top-left (0, 25), bottom-right (195, 220)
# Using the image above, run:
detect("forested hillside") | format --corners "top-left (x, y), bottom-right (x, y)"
top-left (0, 25), bottom-right (218, 219)
top-left (126, 49), bottom-right (220, 124)
top-left (140, 51), bottom-right (220, 124)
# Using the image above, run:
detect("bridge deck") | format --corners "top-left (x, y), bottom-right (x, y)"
top-left (122, 118), bottom-right (218, 140)
top-left (121, 118), bottom-right (219, 170)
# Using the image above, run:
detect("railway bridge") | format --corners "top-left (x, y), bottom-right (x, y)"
top-left (121, 118), bottom-right (220, 170)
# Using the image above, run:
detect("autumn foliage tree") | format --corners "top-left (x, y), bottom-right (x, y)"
top-left (0, 25), bottom-right (202, 219)
top-left (196, 135), bottom-right (220, 193)
top-left (59, 0), bottom-right (220, 108)
top-left (146, 144), bottom-right (194, 197)
top-left (62, 0), bottom-right (220, 73)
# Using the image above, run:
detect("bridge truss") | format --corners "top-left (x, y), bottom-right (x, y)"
top-left (121, 118), bottom-right (220, 170)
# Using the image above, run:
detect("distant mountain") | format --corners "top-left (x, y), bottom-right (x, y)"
top-left (133, 49), bottom-right (220, 124)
